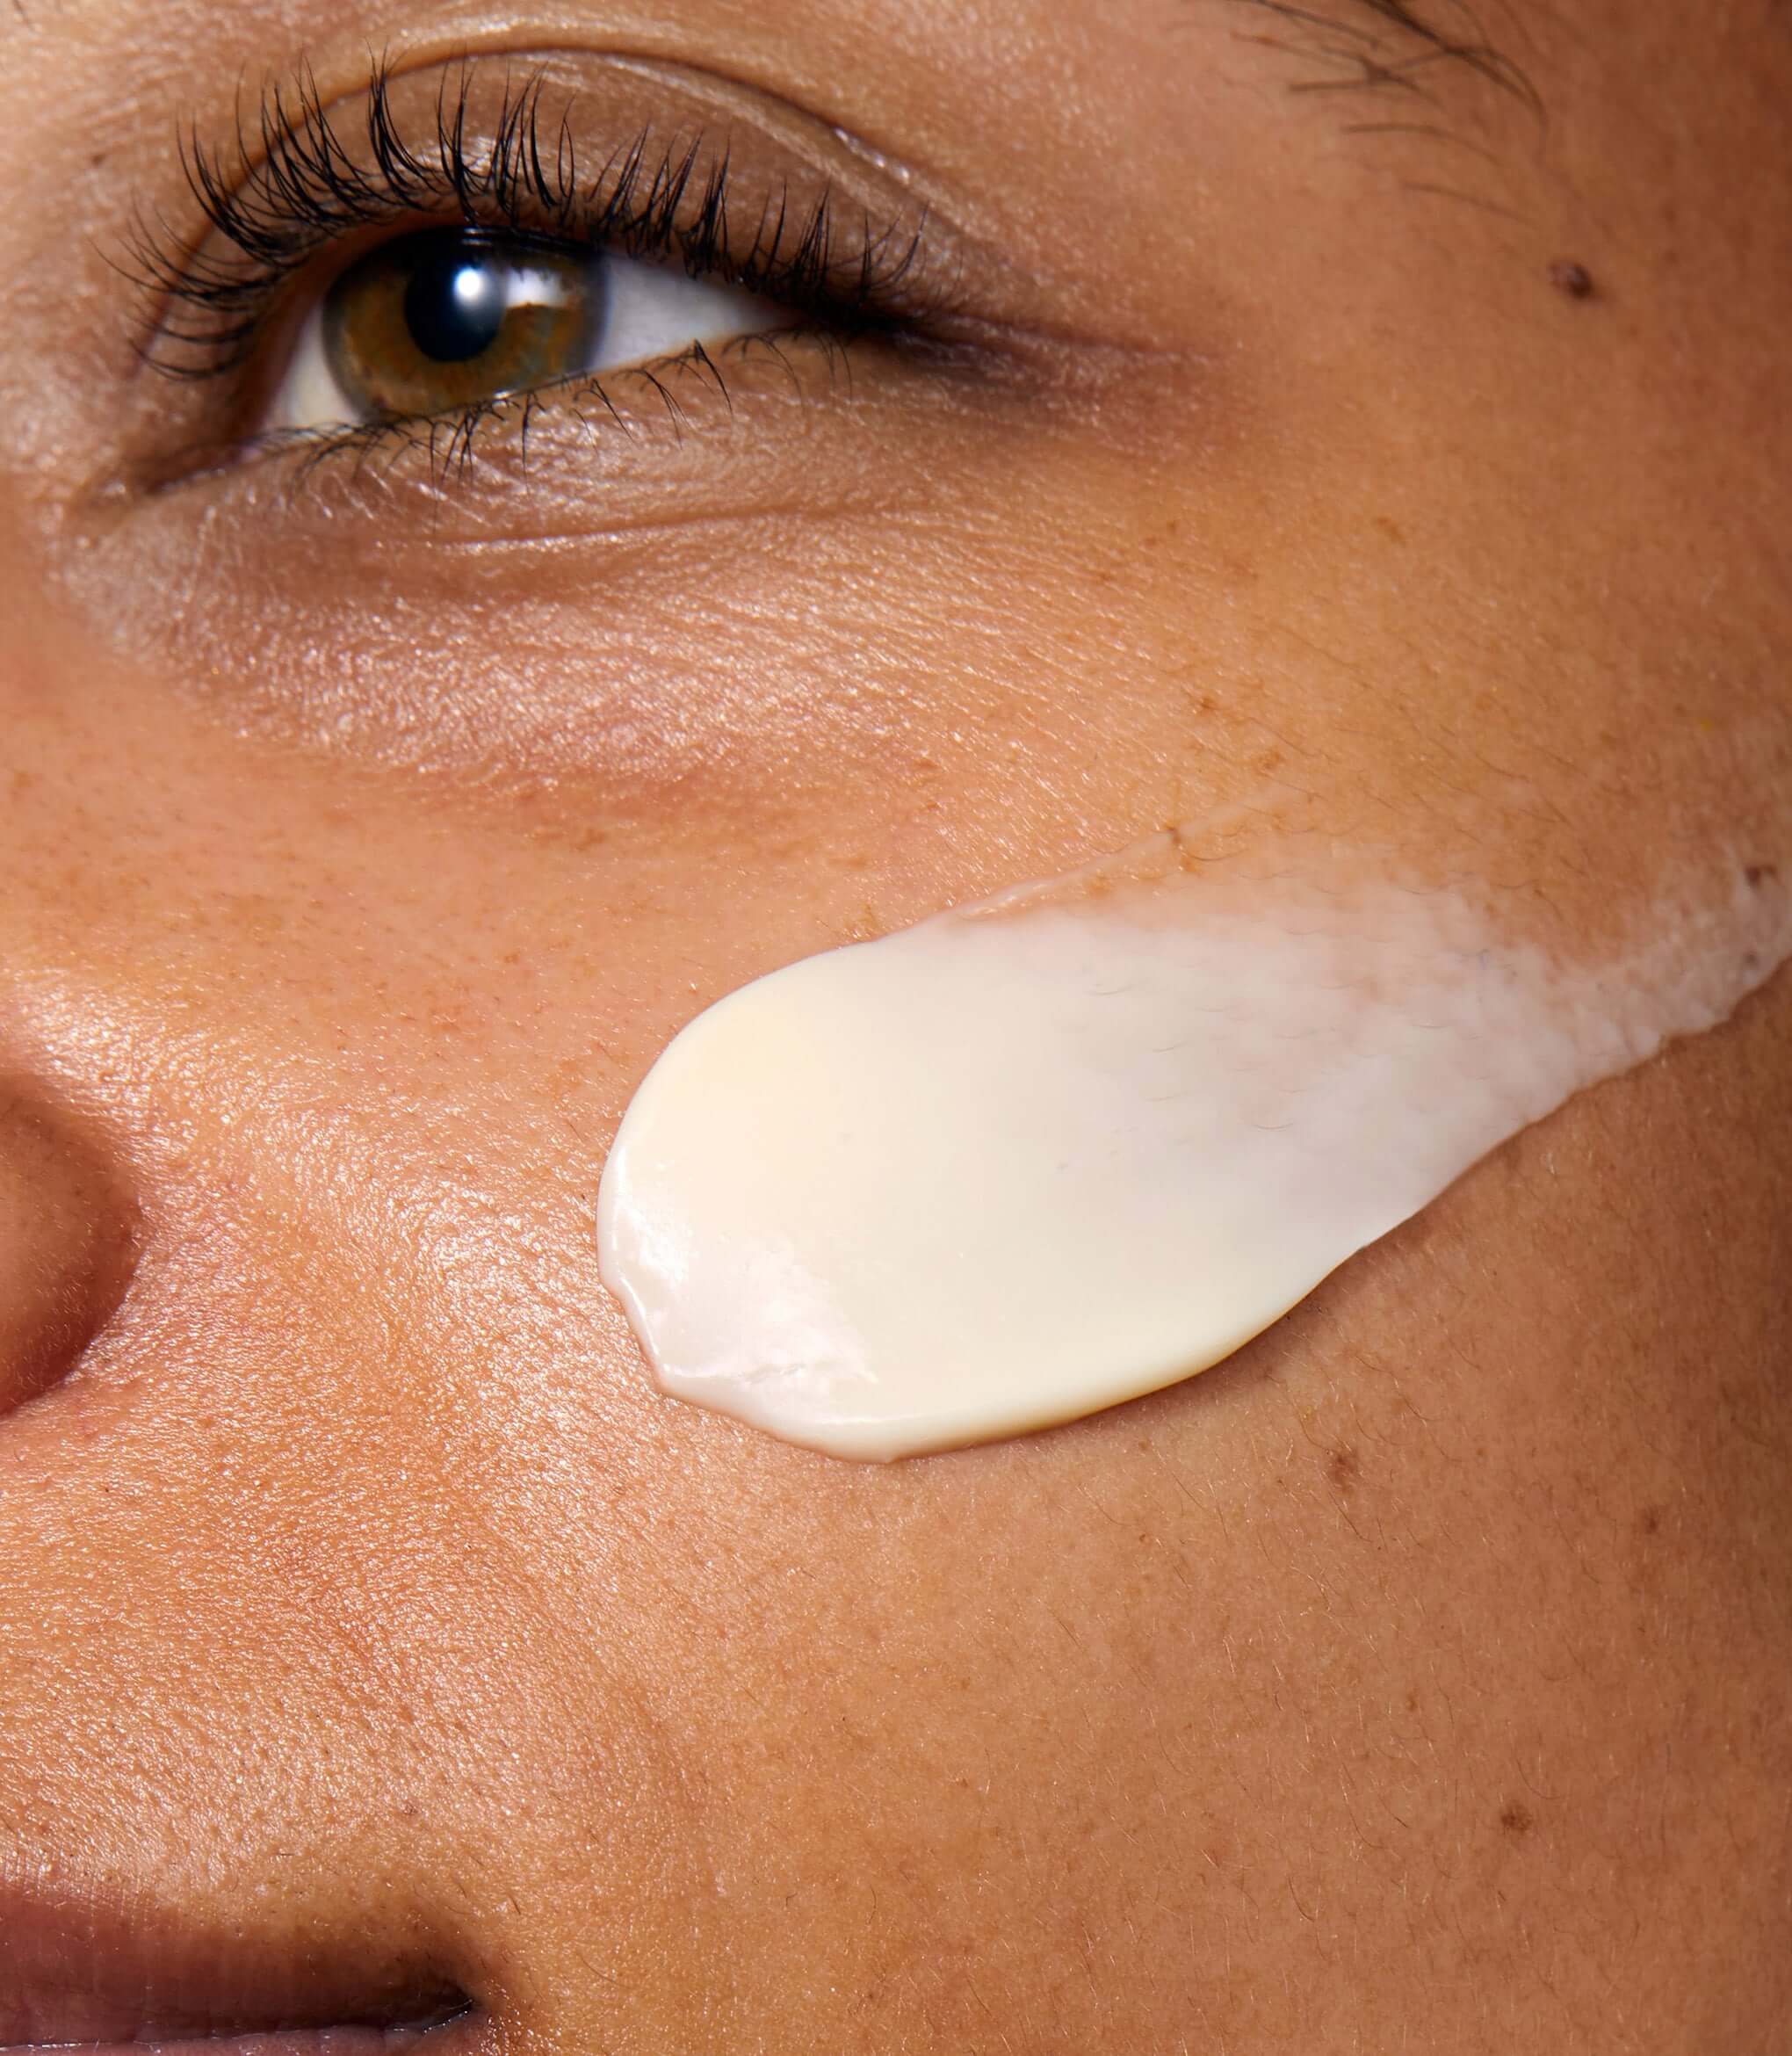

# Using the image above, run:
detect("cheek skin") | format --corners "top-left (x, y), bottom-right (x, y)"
top-left (5, 225), bottom-right (1792, 2049)
top-left (0, 574), bottom-right (1789, 2052)
top-left (0, 2), bottom-right (1789, 2048)
top-left (596, 832), bottom-right (1791, 1463)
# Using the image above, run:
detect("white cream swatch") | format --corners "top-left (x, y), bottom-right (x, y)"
top-left (596, 832), bottom-right (1788, 1461)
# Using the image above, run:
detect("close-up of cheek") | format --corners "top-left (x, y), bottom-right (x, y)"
top-left (598, 825), bottom-right (1792, 1461)
top-left (1, 0), bottom-right (1790, 2051)
top-left (3, 481), bottom-right (1789, 2052)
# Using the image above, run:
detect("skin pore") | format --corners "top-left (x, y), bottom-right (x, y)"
top-left (0, 0), bottom-right (1788, 2048)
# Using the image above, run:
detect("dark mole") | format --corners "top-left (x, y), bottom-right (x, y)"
top-left (1744, 863), bottom-right (1779, 891)
top-left (1499, 1802), bottom-right (1535, 1835)
top-left (1326, 1445), bottom-right (1361, 1492)
top-left (1549, 259), bottom-right (1595, 300)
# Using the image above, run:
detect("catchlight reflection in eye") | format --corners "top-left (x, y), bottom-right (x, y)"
top-left (268, 225), bottom-right (787, 432)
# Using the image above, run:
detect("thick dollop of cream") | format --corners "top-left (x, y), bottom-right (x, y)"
top-left (597, 832), bottom-right (1788, 1461)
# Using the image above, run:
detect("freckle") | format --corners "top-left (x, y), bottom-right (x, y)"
top-left (1637, 1505), bottom-right (1662, 1537)
top-left (1373, 515), bottom-right (1405, 545)
top-left (1549, 259), bottom-right (1595, 300)
top-left (1405, 1689), bottom-right (1420, 1713)
top-left (1326, 1445), bottom-right (1360, 1492)
top-left (1499, 1802), bottom-right (1535, 1835)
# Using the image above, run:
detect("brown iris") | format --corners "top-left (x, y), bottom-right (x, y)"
top-left (322, 227), bottom-right (605, 418)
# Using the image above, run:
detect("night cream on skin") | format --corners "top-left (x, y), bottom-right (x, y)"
top-left (596, 829), bottom-right (1789, 1462)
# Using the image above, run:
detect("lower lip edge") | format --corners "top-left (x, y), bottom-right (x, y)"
top-left (4, 2009), bottom-right (486, 2055)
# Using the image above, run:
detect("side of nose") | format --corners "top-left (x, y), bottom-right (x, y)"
top-left (0, 1077), bottom-right (136, 1421)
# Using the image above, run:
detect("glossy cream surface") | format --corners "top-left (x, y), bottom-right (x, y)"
top-left (598, 833), bottom-right (1791, 1460)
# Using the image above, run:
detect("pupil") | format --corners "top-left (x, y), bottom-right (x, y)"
top-left (403, 238), bottom-right (508, 364)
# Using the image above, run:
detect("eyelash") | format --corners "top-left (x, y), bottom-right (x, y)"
top-left (129, 60), bottom-right (937, 476)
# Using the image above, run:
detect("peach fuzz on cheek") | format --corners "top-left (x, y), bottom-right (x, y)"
top-left (596, 828), bottom-right (1791, 1463)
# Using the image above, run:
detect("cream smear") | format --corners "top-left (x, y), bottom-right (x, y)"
top-left (596, 831), bottom-right (1789, 1462)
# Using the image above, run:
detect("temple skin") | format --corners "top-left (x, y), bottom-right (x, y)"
top-left (0, 0), bottom-right (1788, 2050)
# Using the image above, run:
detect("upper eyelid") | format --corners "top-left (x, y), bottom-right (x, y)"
top-left (125, 50), bottom-right (980, 384)
top-left (106, 46), bottom-right (1146, 502)
top-left (116, 54), bottom-right (1012, 496)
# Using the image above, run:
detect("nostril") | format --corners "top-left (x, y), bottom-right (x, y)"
top-left (0, 1079), bottom-right (137, 1422)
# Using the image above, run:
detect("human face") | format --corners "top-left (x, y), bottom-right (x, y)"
top-left (1, 1), bottom-right (1788, 2049)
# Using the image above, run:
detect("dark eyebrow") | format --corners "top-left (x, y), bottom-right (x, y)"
top-left (1220, 0), bottom-right (1544, 127)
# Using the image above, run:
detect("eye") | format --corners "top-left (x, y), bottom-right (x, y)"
top-left (267, 224), bottom-right (788, 434)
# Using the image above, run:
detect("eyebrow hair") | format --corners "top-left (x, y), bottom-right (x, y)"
top-left (1221, 0), bottom-right (1544, 127)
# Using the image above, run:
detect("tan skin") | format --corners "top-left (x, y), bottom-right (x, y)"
top-left (1, 0), bottom-right (1788, 2049)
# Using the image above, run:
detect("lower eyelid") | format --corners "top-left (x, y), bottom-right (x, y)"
top-left (244, 323), bottom-right (900, 512)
